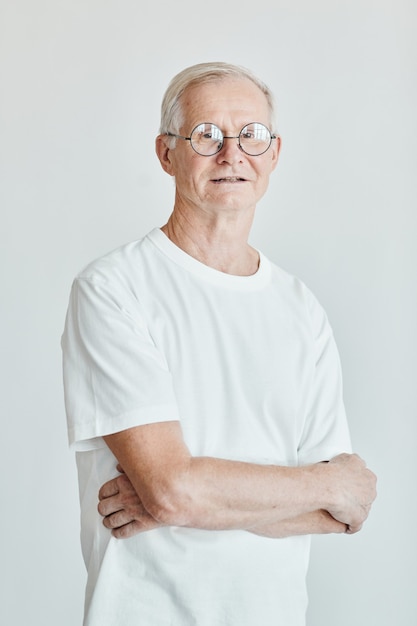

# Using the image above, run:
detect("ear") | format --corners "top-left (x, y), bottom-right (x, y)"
top-left (270, 134), bottom-right (281, 172)
top-left (155, 135), bottom-right (175, 176)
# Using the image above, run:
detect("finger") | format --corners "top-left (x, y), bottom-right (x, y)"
top-left (98, 478), bottom-right (120, 500)
top-left (113, 522), bottom-right (142, 539)
top-left (98, 495), bottom-right (122, 517)
top-left (102, 509), bottom-right (134, 529)
top-left (112, 521), bottom-right (149, 539)
top-left (112, 518), bottom-right (164, 539)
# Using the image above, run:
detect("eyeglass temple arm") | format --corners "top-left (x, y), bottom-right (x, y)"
top-left (166, 132), bottom-right (191, 141)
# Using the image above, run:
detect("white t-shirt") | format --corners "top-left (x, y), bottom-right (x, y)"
top-left (62, 228), bottom-right (351, 626)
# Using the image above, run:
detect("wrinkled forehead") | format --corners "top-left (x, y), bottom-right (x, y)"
top-left (179, 78), bottom-right (272, 130)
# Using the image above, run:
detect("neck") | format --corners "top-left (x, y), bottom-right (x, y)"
top-left (161, 205), bottom-right (259, 276)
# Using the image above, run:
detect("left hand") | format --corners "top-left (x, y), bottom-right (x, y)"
top-left (98, 465), bottom-right (164, 538)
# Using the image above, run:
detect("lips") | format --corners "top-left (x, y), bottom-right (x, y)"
top-left (212, 176), bottom-right (246, 183)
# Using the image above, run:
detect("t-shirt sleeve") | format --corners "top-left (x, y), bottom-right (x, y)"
top-left (61, 272), bottom-right (180, 451)
top-left (297, 289), bottom-right (352, 465)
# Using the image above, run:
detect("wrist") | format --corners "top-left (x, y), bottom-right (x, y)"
top-left (308, 462), bottom-right (337, 512)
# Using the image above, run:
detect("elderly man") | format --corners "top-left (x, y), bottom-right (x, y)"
top-left (62, 62), bottom-right (376, 626)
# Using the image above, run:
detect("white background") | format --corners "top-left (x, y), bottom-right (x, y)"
top-left (1, 1), bottom-right (416, 624)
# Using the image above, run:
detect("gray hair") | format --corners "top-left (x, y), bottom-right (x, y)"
top-left (159, 62), bottom-right (277, 145)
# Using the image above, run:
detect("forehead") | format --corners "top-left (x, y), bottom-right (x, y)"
top-left (180, 78), bottom-right (271, 129)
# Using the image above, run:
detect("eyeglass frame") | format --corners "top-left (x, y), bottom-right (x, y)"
top-left (165, 122), bottom-right (278, 157)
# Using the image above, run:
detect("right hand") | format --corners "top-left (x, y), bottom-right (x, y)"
top-left (98, 465), bottom-right (165, 539)
top-left (325, 453), bottom-right (377, 534)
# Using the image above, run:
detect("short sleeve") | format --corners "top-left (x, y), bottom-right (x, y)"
top-left (297, 290), bottom-right (352, 465)
top-left (61, 273), bottom-right (180, 451)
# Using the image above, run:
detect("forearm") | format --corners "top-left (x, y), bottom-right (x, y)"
top-left (249, 509), bottom-right (347, 538)
top-left (99, 470), bottom-right (347, 540)
top-left (161, 456), bottom-right (329, 530)
top-left (104, 425), bottom-right (330, 531)
top-left (103, 422), bottom-right (376, 534)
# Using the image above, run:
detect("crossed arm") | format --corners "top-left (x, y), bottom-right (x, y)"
top-left (97, 420), bottom-right (377, 540)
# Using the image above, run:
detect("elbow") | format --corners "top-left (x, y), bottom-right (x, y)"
top-left (143, 474), bottom-right (198, 527)
top-left (146, 498), bottom-right (190, 527)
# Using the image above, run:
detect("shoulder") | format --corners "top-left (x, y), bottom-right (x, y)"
top-left (264, 256), bottom-right (330, 337)
top-left (73, 229), bottom-right (164, 289)
top-left (267, 257), bottom-right (321, 307)
top-left (67, 233), bottom-right (153, 315)
top-left (76, 238), bottom-right (144, 283)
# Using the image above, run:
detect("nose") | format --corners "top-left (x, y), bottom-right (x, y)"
top-left (215, 136), bottom-right (244, 164)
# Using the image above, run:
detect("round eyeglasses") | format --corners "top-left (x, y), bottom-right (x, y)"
top-left (166, 122), bottom-right (277, 157)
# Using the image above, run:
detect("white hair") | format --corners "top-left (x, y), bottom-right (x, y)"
top-left (159, 62), bottom-right (277, 146)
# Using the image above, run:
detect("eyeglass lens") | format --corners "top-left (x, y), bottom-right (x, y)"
top-left (190, 123), bottom-right (272, 156)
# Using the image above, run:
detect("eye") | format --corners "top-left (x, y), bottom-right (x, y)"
top-left (192, 124), bottom-right (222, 143)
top-left (241, 124), bottom-right (271, 142)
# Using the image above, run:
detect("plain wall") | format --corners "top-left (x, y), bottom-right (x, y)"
top-left (1, 1), bottom-right (416, 624)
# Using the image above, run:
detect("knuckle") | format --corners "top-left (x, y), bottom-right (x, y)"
top-left (113, 511), bottom-right (126, 527)
top-left (106, 514), bottom-right (116, 528)
top-left (104, 511), bottom-right (123, 529)
top-left (117, 473), bottom-right (131, 490)
top-left (114, 525), bottom-right (126, 538)
top-left (102, 515), bottom-right (112, 529)
top-left (116, 523), bottom-right (133, 539)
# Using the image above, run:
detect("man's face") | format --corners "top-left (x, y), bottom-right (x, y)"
top-left (157, 78), bottom-right (280, 218)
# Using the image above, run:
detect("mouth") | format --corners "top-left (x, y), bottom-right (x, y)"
top-left (211, 176), bottom-right (246, 183)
